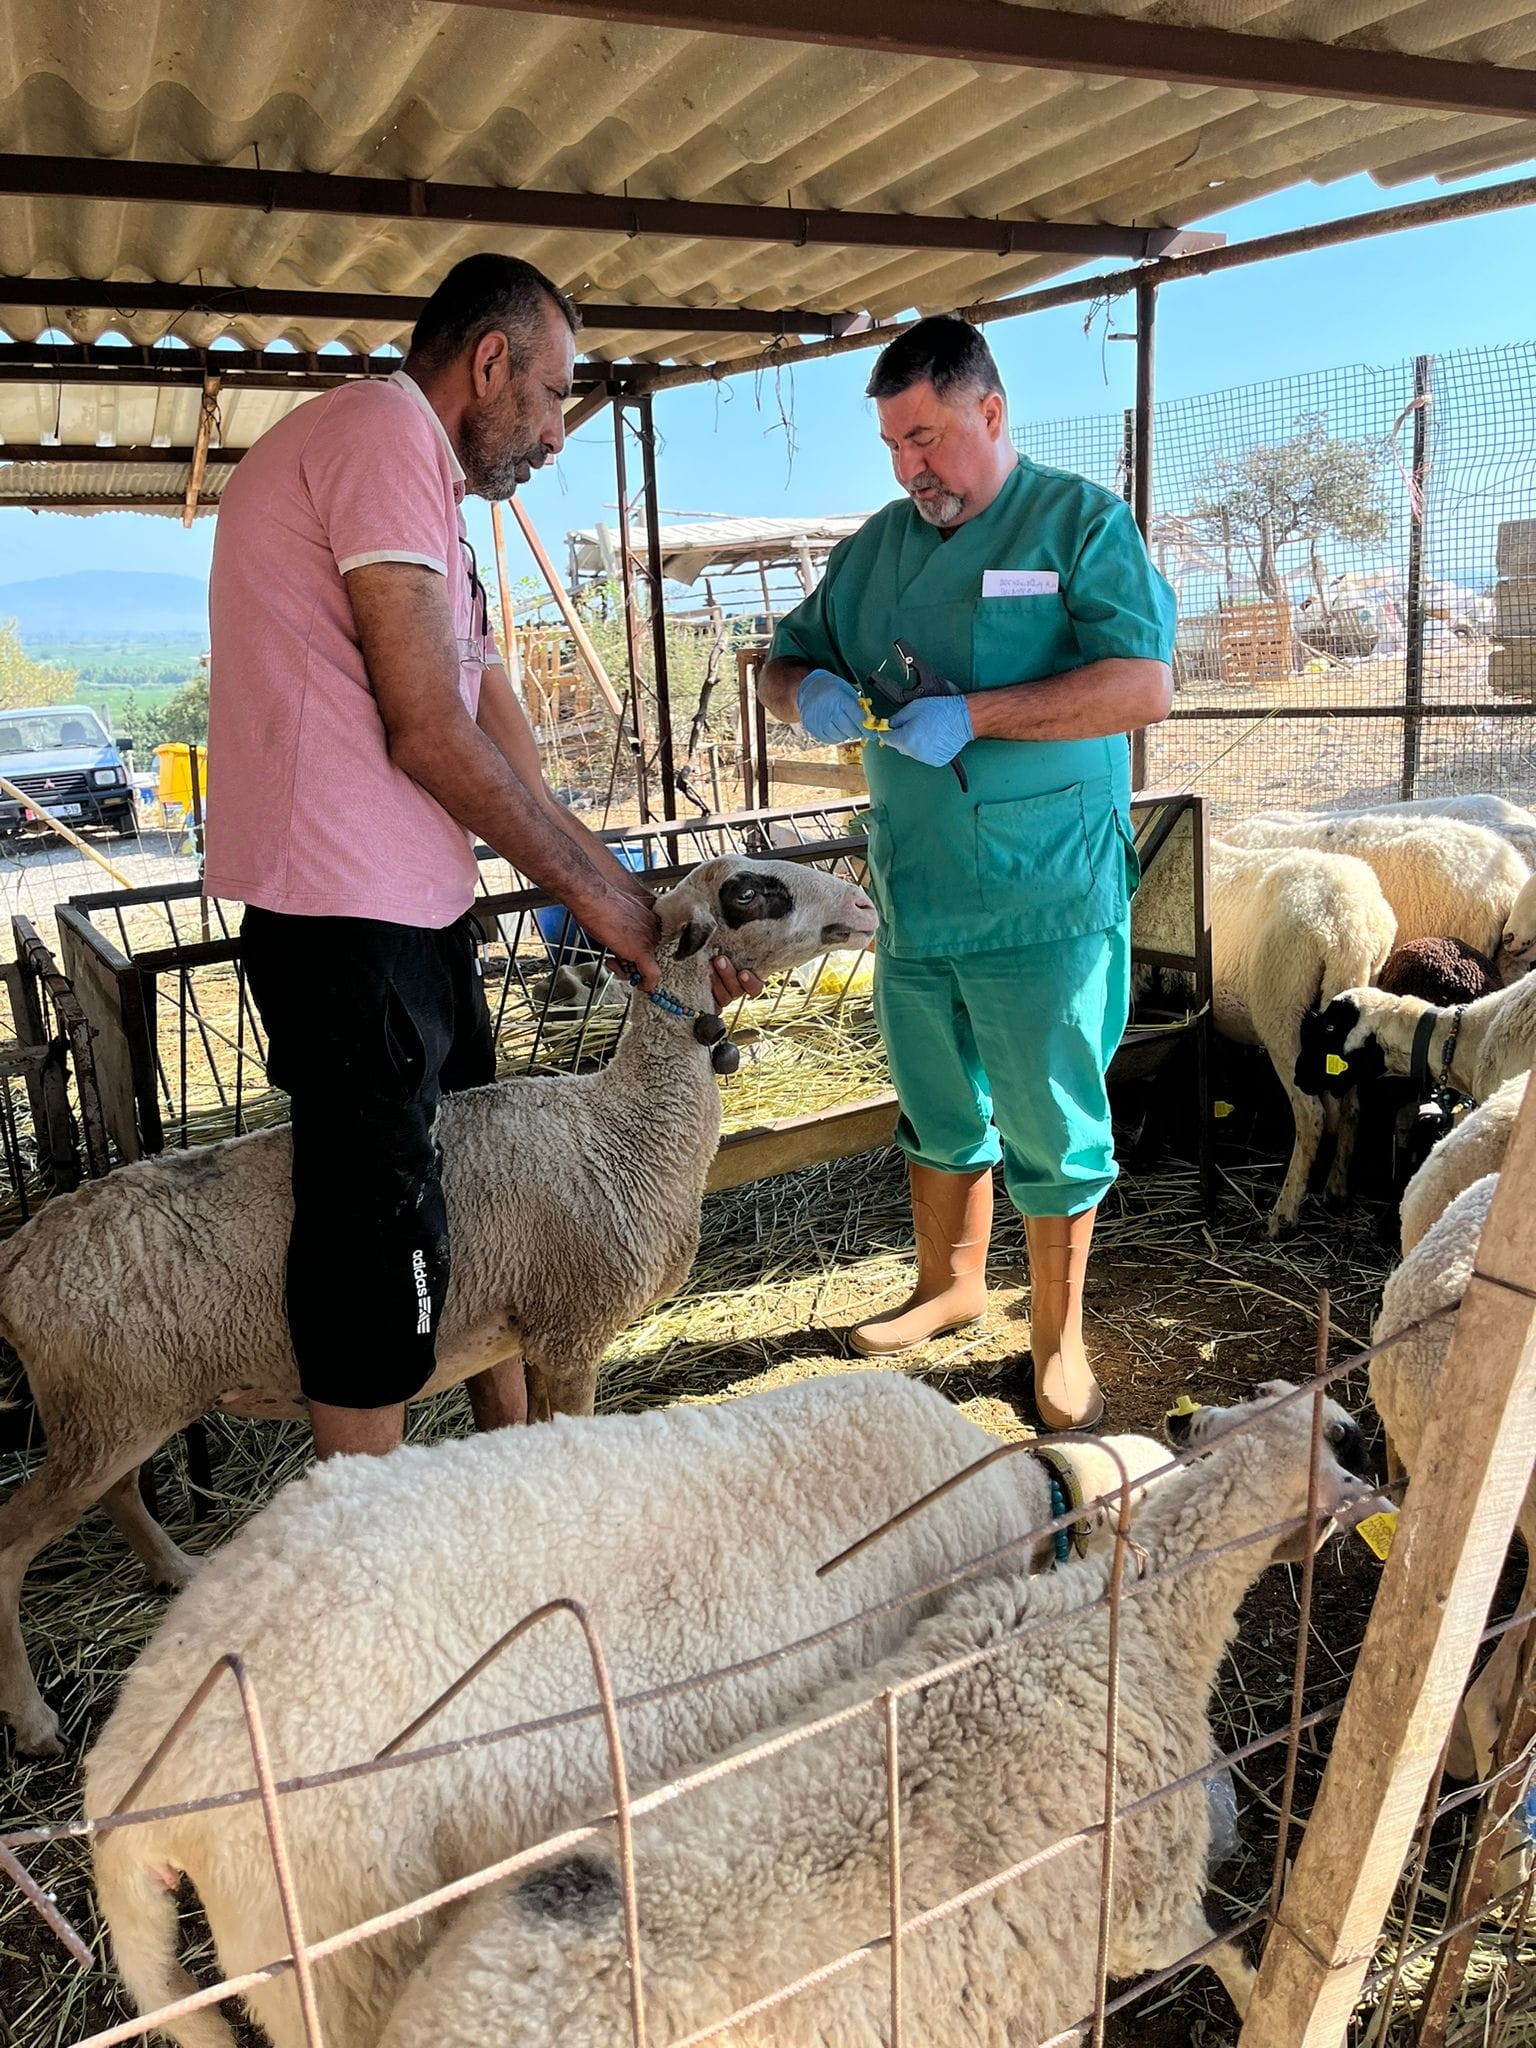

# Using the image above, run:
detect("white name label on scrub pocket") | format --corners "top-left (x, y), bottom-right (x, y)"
top-left (982, 569), bottom-right (1060, 597)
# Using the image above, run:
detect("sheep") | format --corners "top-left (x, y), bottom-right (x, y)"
top-left (1258, 794), bottom-right (1536, 870)
top-left (0, 856), bottom-right (878, 1758)
top-left (1298, 971), bottom-right (1536, 1112)
top-left (1220, 813), bottom-right (1530, 960)
top-left (1500, 874), bottom-right (1536, 980)
top-left (372, 1384), bottom-right (1379, 2048)
top-left (1137, 837), bottom-right (1397, 1234)
top-left (86, 1369), bottom-right (1172, 2048)
top-left (1399, 1076), bottom-right (1526, 1255)
top-left (1378, 936), bottom-right (1504, 1007)
top-left (1373, 1172), bottom-right (1527, 1778)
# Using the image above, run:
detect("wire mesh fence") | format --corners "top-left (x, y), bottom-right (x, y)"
top-left (1016, 341), bottom-right (1536, 820)
top-left (2, 1292), bottom-right (1532, 2048)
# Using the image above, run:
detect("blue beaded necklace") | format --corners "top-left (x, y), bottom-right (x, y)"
top-left (623, 969), bottom-right (741, 1075)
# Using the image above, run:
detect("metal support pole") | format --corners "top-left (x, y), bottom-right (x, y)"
top-left (1400, 354), bottom-right (1434, 802)
top-left (1121, 406), bottom-right (1135, 506)
top-left (612, 399), bottom-right (652, 824)
top-left (637, 391), bottom-right (678, 821)
top-left (1130, 276), bottom-right (1157, 793)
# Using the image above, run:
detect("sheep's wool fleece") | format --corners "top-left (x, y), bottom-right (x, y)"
top-left (87, 1374), bottom-right (1052, 2048)
top-left (1399, 1077), bottom-right (1525, 1255)
top-left (1374, 1174), bottom-right (1495, 1470)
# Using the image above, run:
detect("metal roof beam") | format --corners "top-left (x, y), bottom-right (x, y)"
top-left (448, 0), bottom-right (1536, 120)
top-left (0, 277), bottom-right (861, 339)
top-left (0, 340), bottom-right (615, 393)
top-left (0, 156), bottom-right (1223, 260)
top-left (0, 443), bottom-right (242, 463)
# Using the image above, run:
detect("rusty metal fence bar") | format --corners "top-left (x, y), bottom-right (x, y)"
top-left (11, 1302), bottom-right (1532, 2048)
top-left (52, 801), bottom-right (873, 1163)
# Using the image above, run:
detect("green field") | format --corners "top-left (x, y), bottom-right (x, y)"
top-left (28, 637), bottom-right (204, 695)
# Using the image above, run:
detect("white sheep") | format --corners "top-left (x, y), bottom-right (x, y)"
top-left (372, 1384), bottom-right (1379, 2048)
top-left (1373, 1173), bottom-right (1526, 1778)
top-left (86, 1370), bottom-right (1171, 2048)
top-left (1242, 794), bottom-right (1536, 870)
top-left (1399, 1076), bottom-right (1526, 1255)
top-left (0, 856), bottom-right (878, 1757)
top-left (1299, 971), bottom-right (1536, 1112)
top-left (1220, 813), bottom-right (1529, 960)
top-left (1138, 838), bottom-right (1397, 1234)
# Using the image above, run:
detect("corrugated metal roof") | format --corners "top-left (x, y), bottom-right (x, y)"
top-left (0, 380), bottom-right (313, 510)
top-left (0, 457), bottom-right (227, 515)
top-left (0, 0), bottom-right (1531, 374)
top-left (569, 511), bottom-right (869, 582)
top-left (0, 380), bottom-right (313, 451)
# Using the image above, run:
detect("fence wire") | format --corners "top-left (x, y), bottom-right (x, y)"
top-left (3, 1303), bottom-right (1531, 2048)
top-left (1016, 340), bottom-right (1536, 820)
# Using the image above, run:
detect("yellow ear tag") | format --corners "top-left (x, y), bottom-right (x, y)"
top-left (1326, 1054), bottom-right (1349, 1077)
top-left (1167, 1393), bottom-right (1203, 1420)
top-left (1356, 1509), bottom-right (1398, 1562)
top-left (1214, 1100), bottom-right (1234, 1119)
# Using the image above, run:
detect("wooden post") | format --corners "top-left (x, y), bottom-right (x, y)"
top-left (183, 375), bottom-right (220, 528)
top-left (488, 501), bottom-right (528, 703)
top-left (1240, 1081), bottom-right (1536, 2047)
top-left (506, 495), bottom-right (625, 719)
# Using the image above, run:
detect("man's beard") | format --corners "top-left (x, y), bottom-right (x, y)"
top-left (461, 398), bottom-right (548, 500)
top-left (906, 471), bottom-right (966, 527)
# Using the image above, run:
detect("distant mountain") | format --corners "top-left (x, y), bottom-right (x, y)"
top-left (0, 571), bottom-right (207, 643)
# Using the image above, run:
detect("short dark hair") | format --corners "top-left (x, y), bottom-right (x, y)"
top-left (865, 316), bottom-right (1004, 405)
top-left (408, 254), bottom-right (579, 372)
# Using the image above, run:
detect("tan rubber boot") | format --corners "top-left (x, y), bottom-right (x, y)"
top-left (1024, 1207), bottom-right (1106, 1431)
top-left (849, 1164), bottom-right (992, 1356)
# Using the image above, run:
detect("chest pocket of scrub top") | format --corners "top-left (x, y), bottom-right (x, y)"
top-left (971, 591), bottom-right (1074, 689)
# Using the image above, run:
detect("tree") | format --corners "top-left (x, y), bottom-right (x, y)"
top-left (1190, 411), bottom-right (1390, 624)
top-left (0, 618), bottom-right (79, 712)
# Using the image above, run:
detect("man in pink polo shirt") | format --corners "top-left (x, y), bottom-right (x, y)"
top-left (207, 255), bottom-right (713, 1461)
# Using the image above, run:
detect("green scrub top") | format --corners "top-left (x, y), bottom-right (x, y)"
top-left (769, 458), bottom-right (1176, 960)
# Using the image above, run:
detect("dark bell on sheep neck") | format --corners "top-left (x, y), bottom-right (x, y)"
top-left (692, 1013), bottom-right (727, 1046)
top-left (711, 1040), bottom-right (742, 1076)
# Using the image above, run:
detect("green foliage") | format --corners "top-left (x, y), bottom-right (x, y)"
top-left (0, 618), bottom-right (80, 712)
top-left (112, 669), bottom-right (209, 753)
top-left (1190, 411), bottom-right (1391, 604)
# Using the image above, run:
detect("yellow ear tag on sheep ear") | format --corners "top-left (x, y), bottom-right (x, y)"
top-left (1326, 1054), bottom-right (1349, 1078)
top-left (1167, 1394), bottom-right (1203, 1421)
top-left (1214, 1100), bottom-right (1234, 1119)
top-left (1356, 1509), bottom-right (1398, 1562)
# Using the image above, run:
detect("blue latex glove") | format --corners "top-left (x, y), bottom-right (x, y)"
top-left (882, 695), bottom-right (973, 766)
top-left (797, 668), bottom-right (867, 745)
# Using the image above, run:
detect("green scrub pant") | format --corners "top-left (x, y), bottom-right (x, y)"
top-left (873, 921), bottom-right (1130, 1219)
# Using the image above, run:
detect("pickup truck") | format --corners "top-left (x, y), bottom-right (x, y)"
top-left (0, 704), bottom-right (136, 837)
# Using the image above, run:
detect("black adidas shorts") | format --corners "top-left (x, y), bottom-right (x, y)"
top-left (241, 906), bottom-right (496, 1408)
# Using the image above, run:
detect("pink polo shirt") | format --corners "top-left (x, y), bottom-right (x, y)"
top-left (204, 371), bottom-right (496, 928)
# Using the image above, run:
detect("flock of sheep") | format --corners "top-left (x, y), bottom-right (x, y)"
top-left (0, 796), bottom-right (1532, 2045)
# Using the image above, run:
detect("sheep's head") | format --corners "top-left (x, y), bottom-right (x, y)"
top-left (1498, 875), bottom-right (1536, 977)
top-left (1295, 993), bottom-right (1386, 1097)
top-left (656, 857), bottom-right (878, 979)
top-left (1166, 1380), bottom-right (1383, 1563)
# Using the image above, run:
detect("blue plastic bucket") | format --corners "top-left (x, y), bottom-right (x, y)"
top-left (534, 842), bottom-right (649, 967)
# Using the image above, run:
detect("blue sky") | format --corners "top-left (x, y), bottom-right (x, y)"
top-left (3, 160), bottom-right (1535, 601)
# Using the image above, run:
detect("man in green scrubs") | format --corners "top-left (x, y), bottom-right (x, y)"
top-left (758, 318), bottom-right (1174, 1429)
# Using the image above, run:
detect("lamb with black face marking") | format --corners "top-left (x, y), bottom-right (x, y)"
top-left (0, 856), bottom-right (876, 1757)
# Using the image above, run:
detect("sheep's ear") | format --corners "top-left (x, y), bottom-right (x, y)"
top-left (673, 906), bottom-right (719, 959)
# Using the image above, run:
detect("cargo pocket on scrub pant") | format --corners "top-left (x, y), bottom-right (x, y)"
top-left (974, 782), bottom-right (1101, 942)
